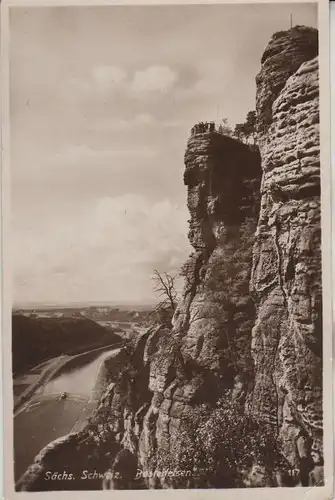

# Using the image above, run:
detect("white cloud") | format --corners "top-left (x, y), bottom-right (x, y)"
top-left (131, 65), bottom-right (178, 93)
top-left (60, 65), bottom-right (178, 102)
top-left (60, 65), bottom-right (127, 101)
top-left (13, 194), bottom-right (191, 304)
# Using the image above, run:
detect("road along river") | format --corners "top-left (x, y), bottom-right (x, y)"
top-left (14, 345), bottom-right (122, 482)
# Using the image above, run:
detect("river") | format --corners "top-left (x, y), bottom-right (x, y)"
top-left (14, 346), bottom-right (121, 483)
top-left (40, 348), bottom-right (119, 398)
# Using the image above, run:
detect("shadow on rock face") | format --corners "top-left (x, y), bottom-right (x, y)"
top-left (102, 449), bottom-right (146, 490)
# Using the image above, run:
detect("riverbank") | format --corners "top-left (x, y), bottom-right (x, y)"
top-left (14, 344), bottom-right (124, 483)
top-left (14, 342), bottom-right (123, 415)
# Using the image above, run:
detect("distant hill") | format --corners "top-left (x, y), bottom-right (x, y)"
top-left (12, 314), bottom-right (123, 376)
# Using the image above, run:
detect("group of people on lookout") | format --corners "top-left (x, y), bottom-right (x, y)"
top-left (191, 121), bottom-right (216, 135)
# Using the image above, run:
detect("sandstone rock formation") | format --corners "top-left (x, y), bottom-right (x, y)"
top-left (250, 26), bottom-right (322, 480)
top-left (256, 25), bottom-right (318, 138)
top-left (16, 26), bottom-right (322, 491)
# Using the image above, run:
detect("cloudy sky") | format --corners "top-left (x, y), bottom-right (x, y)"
top-left (10, 3), bottom-right (317, 306)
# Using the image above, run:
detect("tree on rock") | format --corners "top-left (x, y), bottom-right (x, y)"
top-left (234, 111), bottom-right (257, 145)
top-left (151, 270), bottom-right (178, 326)
top-left (245, 111), bottom-right (257, 144)
top-left (234, 123), bottom-right (247, 142)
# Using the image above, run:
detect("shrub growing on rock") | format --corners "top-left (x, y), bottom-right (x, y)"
top-left (157, 391), bottom-right (287, 488)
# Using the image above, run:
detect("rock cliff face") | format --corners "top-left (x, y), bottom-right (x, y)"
top-left (250, 26), bottom-right (322, 475)
top-left (17, 26), bottom-right (322, 491)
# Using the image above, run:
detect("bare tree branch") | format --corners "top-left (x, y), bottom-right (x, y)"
top-left (152, 269), bottom-right (177, 312)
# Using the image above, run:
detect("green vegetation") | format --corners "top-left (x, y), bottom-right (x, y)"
top-left (157, 392), bottom-right (286, 488)
top-left (234, 111), bottom-right (257, 145)
top-left (217, 111), bottom-right (257, 148)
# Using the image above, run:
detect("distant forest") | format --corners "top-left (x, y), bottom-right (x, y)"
top-left (12, 314), bottom-right (122, 376)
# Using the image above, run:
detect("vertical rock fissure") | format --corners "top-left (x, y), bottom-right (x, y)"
top-left (273, 219), bottom-right (289, 309)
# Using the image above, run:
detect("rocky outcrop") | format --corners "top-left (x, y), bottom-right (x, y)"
top-left (175, 133), bottom-right (261, 374)
top-left (17, 25), bottom-right (322, 491)
top-left (250, 26), bottom-right (322, 480)
top-left (256, 25), bottom-right (318, 137)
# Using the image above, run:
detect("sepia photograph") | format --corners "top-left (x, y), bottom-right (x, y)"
top-left (1, 0), bottom-right (333, 497)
